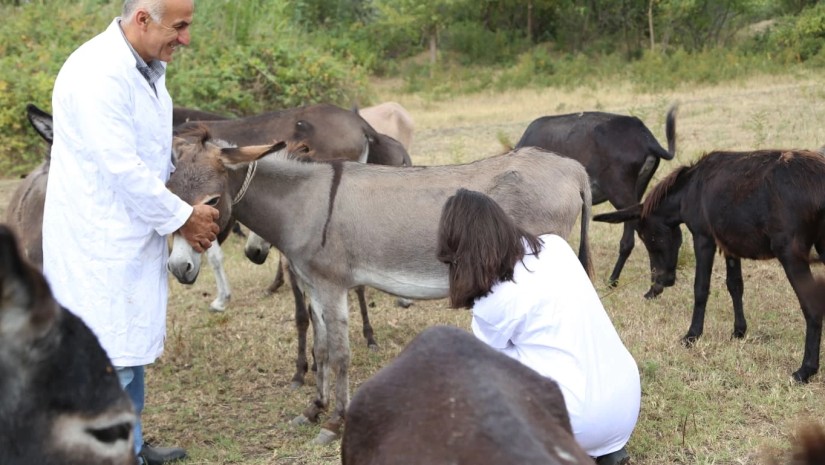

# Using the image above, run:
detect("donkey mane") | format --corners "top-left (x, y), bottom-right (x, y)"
top-left (641, 164), bottom-right (689, 218)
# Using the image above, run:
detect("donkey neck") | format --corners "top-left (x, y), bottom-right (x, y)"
top-left (229, 157), bottom-right (339, 254)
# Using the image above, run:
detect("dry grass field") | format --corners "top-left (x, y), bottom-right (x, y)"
top-left (2, 71), bottom-right (825, 464)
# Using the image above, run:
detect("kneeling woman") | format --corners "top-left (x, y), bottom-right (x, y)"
top-left (436, 188), bottom-right (640, 465)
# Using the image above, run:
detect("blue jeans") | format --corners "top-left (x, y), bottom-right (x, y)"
top-left (116, 366), bottom-right (145, 456)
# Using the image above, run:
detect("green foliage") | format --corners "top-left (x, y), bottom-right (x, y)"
top-left (765, 3), bottom-right (825, 62)
top-left (3, 0), bottom-right (825, 178)
top-left (0, 0), bottom-right (370, 177)
top-left (442, 20), bottom-right (529, 65)
top-left (0, 1), bottom-right (118, 178)
top-left (168, 42), bottom-right (369, 116)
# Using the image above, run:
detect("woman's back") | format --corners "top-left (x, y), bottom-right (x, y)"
top-left (471, 234), bottom-right (640, 457)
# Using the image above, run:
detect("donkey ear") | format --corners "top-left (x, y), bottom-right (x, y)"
top-left (26, 103), bottom-right (54, 145)
top-left (218, 141), bottom-right (287, 165)
top-left (0, 226), bottom-right (59, 350)
top-left (593, 204), bottom-right (642, 223)
top-left (170, 136), bottom-right (192, 166)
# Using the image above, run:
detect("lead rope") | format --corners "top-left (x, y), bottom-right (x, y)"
top-left (232, 160), bottom-right (257, 205)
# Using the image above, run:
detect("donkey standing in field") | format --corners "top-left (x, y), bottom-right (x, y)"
top-left (516, 105), bottom-right (677, 287)
top-left (0, 224), bottom-right (137, 465)
top-left (594, 149), bottom-right (825, 382)
top-left (165, 132), bottom-right (593, 444)
top-left (342, 325), bottom-right (594, 465)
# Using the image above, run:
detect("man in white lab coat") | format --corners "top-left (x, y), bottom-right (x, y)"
top-left (42, 1), bottom-right (218, 463)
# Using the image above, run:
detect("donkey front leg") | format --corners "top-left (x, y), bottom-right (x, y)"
top-left (206, 242), bottom-right (231, 312)
top-left (683, 235), bottom-right (717, 346)
top-left (724, 256), bottom-right (747, 339)
top-left (311, 287), bottom-right (350, 444)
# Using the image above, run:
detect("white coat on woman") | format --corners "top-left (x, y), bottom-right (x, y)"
top-left (42, 19), bottom-right (192, 367)
top-left (471, 234), bottom-right (641, 458)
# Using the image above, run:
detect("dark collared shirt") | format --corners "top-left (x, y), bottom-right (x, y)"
top-left (117, 18), bottom-right (165, 93)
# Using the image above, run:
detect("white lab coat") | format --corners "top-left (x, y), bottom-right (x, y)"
top-left (43, 19), bottom-right (192, 367)
top-left (471, 234), bottom-right (641, 457)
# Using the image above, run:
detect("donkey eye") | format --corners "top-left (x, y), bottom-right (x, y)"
top-left (204, 196), bottom-right (221, 207)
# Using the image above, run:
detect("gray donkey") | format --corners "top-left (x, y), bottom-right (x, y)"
top-left (165, 133), bottom-right (593, 445)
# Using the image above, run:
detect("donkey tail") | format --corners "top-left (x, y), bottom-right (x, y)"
top-left (578, 177), bottom-right (594, 281)
top-left (650, 104), bottom-right (678, 161)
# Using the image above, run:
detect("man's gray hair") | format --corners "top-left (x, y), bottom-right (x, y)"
top-left (122, 0), bottom-right (164, 22)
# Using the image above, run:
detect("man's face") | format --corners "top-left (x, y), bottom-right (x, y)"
top-left (142, 0), bottom-right (194, 63)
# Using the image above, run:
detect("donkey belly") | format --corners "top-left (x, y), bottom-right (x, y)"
top-left (354, 268), bottom-right (449, 300)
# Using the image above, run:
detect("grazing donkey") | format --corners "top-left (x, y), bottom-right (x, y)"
top-left (165, 131), bottom-right (593, 444)
top-left (594, 149), bottom-right (825, 382)
top-left (516, 106), bottom-right (677, 287)
top-left (0, 225), bottom-right (137, 465)
top-left (342, 325), bottom-right (594, 465)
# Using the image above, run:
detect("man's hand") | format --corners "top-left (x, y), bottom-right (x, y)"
top-left (179, 204), bottom-right (219, 253)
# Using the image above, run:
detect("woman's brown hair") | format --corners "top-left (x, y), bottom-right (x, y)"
top-left (436, 188), bottom-right (541, 309)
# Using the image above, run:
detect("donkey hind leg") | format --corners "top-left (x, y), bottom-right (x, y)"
top-left (777, 251), bottom-right (824, 383)
top-left (354, 286), bottom-right (378, 349)
top-left (206, 242), bottom-right (231, 312)
top-left (288, 267), bottom-right (311, 389)
top-left (307, 287), bottom-right (350, 444)
top-left (725, 256), bottom-right (747, 339)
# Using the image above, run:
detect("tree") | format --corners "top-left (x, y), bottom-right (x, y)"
top-left (374, 0), bottom-right (467, 73)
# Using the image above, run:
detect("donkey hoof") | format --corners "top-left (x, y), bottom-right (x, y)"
top-left (367, 342), bottom-right (380, 352)
top-left (681, 335), bottom-right (699, 348)
top-left (312, 428), bottom-right (339, 445)
top-left (290, 414), bottom-right (312, 426)
top-left (209, 297), bottom-right (229, 312)
top-left (643, 286), bottom-right (663, 299)
top-left (792, 368), bottom-right (815, 384)
top-left (289, 380), bottom-right (305, 390)
top-left (395, 297), bottom-right (414, 308)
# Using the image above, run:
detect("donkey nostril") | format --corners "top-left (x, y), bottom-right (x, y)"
top-left (186, 262), bottom-right (193, 273)
top-left (87, 422), bottom-right (132, 443)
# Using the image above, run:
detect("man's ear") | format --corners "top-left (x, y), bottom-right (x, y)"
top-left (134, 9), bottom-right (151, 28)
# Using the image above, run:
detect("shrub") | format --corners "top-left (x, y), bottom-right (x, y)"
top-left (0, 1), bottom-right (370, 177)
top-left (0, 2), bottom-right (117, 177)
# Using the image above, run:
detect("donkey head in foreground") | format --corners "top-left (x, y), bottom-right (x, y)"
top-left (0, 224), bottom-right (137, 465)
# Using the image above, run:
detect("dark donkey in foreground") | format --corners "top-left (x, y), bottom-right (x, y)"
top-left (342, 325), bottom-right (594, 465)
top-left (594, 150), bottom-right (825, 382)
top-left (166, 133), bottom-right (592, 444)
top-left (0, 225), bottom-right (137, 465)
top-left (516, 106), bottom-right (677, 286)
